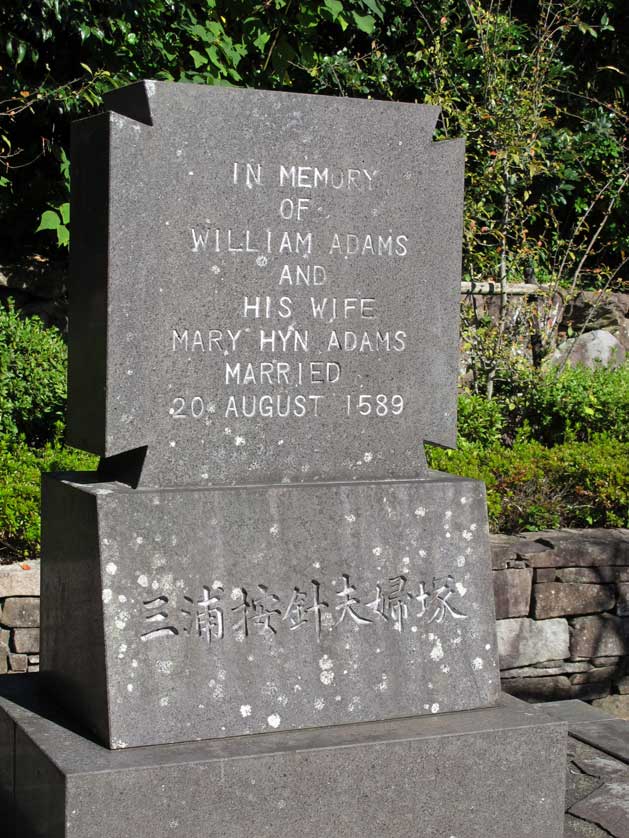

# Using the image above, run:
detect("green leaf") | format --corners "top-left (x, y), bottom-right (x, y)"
top-left (352, 12), bottom-right (375, 34)
top-left (189, 49), bottom-right (208, 69)
top-left (59, 202), bottom-right (70, 225)
top-left (253, 30), bottom-right (271, 52)
top-left (324, 0), bottom-right (343, 21)
top-left (56, 226), bottom-right (69, 247)
top-left (16, 41), bottom-right (27, 66)
top-left (361, 0), bottom-right (384, 20)
top-left (36, 210), bottom-right (60, 232)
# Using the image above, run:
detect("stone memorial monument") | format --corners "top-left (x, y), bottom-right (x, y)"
top-left (0, 81), bottom-right (567, 837)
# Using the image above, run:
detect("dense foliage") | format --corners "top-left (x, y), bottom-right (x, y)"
top-left (0, 302), bottom-right (67, 444)
top-left (0, 439), bottom-right (96, 560)
top-left (1, 0), bottom-right (628, 300)
top-left (427, 437), bottom-right (629, 532)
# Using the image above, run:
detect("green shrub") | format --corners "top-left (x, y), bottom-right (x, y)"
top-left (427, 436), bottom-right (629, 534)
top-left (0, 439), bottom-right (96, 559)
top-left (522, 363), bottom-right (629, 445)
top-left (457, 393), bottom-right (504, 448)
top-left (0, 302), bottom-right (67, 445)
top-left (465, 362), bottom-right (629, 448)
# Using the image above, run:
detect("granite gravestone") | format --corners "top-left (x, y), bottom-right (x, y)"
top-left (41, 81), bottom-right (499, 748)
top-left (1, 81), bottom-right (566, 838)
top-left (67, 82), bottom-right (462, 487)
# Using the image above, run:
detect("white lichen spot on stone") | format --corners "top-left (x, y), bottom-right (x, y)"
top-left (313, 560), bottom-right (321, 569)
top-left (234, 436), bottom-right (246, 446)
top-left (430, 639), bottom-right (444, 661)
top-left (445, 510), bottom-right (452, 519)
top-left (224, 427), bottom-right (232, 435)
top-left (377, 674), bottom-right (388, 691)
top-left (137, 574), bottom-right (149, 588)
top-left (256, 255), bottom-right (268, 267)
top-left (127, 684), bottom-right (134, 693)
top-left (441, 665), bottom-right (450, 674)
top-left (348, 696), bottom-right (361, 711)
top-left (431, 703), bottom-right (440, 714)
top-left (211, 265), bottom-right (220, 274)
top-left (102, 589), bottom-right (112, 604)
top-left (363, 452), bottom-right (373, 463)
top-left (457, 555), bottom-right (466, 567)
top-left (320, 670), bottom-right (335, 686)
top-left (411, 626), bottom-right (418, 633)
top-left (460, 496), bottom-right (468, 504)
top-left (160, 697), bottom-right (169, 707)
top-left (314, 697), bottom-right (325, 710)
top-left (269, 523), bottom-right (279, 536)
top-left (156, 660), bottom-right (173, 674)
top-left (118, 594), bottom-right (127, 603)
top-left (470, 523), bottom-right (477, 531)
top-left (132, 659), bottom-right (138, 668)
top-left (212, 580), bottom-right (223, 590)
top-left (372, 546), bottom-right (382, 557)
top-left (414, 507), bottom-right (426, 518)
top-left (456, 582), bottom-right (468, 597)
top-left (231, 587), bottom-right (243, 601)
top-left (240, 704), bottom-right (252, 718)
top-left (267, 713), bottom-right (281, 728)
top-left (472, 657), bottom-right (484, 671)
top-left (419, 549), bottom-right (427, 558)
top-left (485, 643), bottom-right (492, 651)
top-left (105, 562), bottom-right (117, 576)
top-left (321, 612), bottom-right (335, 629)
top-left (462, 530), bottom-right (473, 541)
top-left (115, 615), bottom-right (127, 630)
top-left (344, 513), bottom-right (356, 523)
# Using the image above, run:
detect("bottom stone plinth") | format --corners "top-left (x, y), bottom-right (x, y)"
top-left (1, 677), bottom-right (566, 838)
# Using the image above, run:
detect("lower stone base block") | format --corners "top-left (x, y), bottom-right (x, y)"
top-left (1, 678), bottom-right (566, 838)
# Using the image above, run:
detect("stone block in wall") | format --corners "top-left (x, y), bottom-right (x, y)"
top-left (12, 628), bottom-right (40, 654)
top-left (489, 534), bottom-right (553, 569)
top-left (557, 567), bottom-right (629, 584)
top-left (617, 676), bottom-right (629, 695)
top-left (519, 529), bottom-right (629, 567)
top-left (493, 568), bottom-right (533, 619)
top-left (617, 583), bottom-right (629, 616)
top-left (533, 583), bottom-right (616, 619)
top-left (592, 656), bottom-right (622, 667)
top-left (0, 653), bottom-right (7, 675)
top-left (496, 617), bottom-right (569, 669)
top-left (0, 596), bottom-right (40, 627)
top-left (502, 675), bottom-right (610, 702)
top-left (8, 653), bottom-right (28, 672)
top-left (570, 666), bottom-right (617, 685)
top-left (535, 569), bottom-right (557, 583)
top-left (0, 560), bottom-right (40, 597)
top-left (501, 661), bottom-right (590, 679)
top-left (0, 628), bottom-right (9, 651)
top-left (570, 614), bottom-right (629, 659)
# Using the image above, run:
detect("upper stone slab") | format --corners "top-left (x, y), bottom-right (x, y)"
top-left (67, 81), bottom-right (464, 487)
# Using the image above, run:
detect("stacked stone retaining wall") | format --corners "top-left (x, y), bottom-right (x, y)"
top-left (493, 528), bottom-right (629, 706)
top-left (0, 562), bottom-right (40, 673)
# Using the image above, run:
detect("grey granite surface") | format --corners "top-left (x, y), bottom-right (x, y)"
top-left (0, 678), bottom-right (566, 838)
top-left (41, 471), bottom-right (499, 748)
top-left (67, 81), bottom-right (464, 488)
